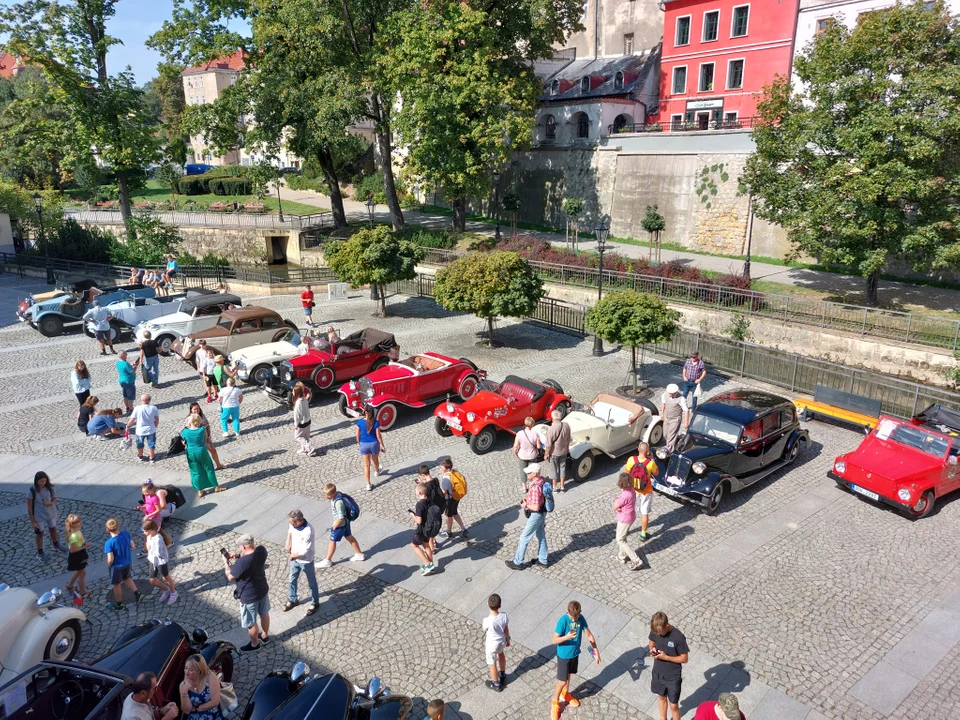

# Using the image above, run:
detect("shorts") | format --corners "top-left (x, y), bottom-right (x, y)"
top-left (445, 498), bottom-right (460, 517)
top-left (330, 523), bottom-right (352, 542)
top-left (121, 382), bottom-right (136, 401)
top-left (359, 441), bottom-right (380, 456)
top-left (556, 656), bottom-right (579, 681)
top-left (636, 492), bottom-right (653, 516)
top-left (651, 674), bottom-right (682, 704)
top-left (166, 269), bottom-right (177, 278)
top-left (204, 375), bottom-right (219, 389)
top-left (95, 329), bottom-right (111, 342)
top-left (149, 563), bottom-right (170, 579)
top-left (110, 565), bottom-right (132, 584)
top-left (135, 433), bottom-right (157, 450)
top-left (485, 643), bottom-right (505, 665)
top-left (67, 549), bottom-right (88, 572)
top-left (550, 454), bottom-right (568, 480)
top-left (34, 515), bottom-right (57, 530)
top-left (303, 305), bottom-right (313, 316)
top-left (412, 531), bottom-right (429, 546)
top-left (240, 596), bottom-right (271, 629)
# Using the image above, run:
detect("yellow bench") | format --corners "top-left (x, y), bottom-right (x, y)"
top-left (794, 399), bottom-right (879, 429)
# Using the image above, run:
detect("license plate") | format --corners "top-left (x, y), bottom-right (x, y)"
top-left (447, 418), bottom-right (462, 430)
top-left (653, 480), bottom-right (679, 497)
top-left (850, 484), bottom-right (880, 502)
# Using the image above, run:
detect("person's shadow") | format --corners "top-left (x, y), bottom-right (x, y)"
top-left (680, 660), bottom-right (751, 715)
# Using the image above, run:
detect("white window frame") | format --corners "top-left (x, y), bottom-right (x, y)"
top-left (730, 4), bottom-right (750, 38)
top-left (624, 33), bottom-right (634, 55)
top-left (726, 58), bottom-right (745, 90)
top-left (698, 62), bottom-right (715, 92)
top-left (702, 9), bottom-right (720, 43)
top-left (672, 65), bottom-right (688, 95)
top-left (723, 111), bottom-right (739, 124)
top-left (675, 15), bottom-right (692, 47)
top-left (815, 17), bottom-right (832, 36)
top-left (670, 114), bottom-right (683, 131)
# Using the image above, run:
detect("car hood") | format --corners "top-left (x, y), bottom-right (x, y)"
top-left (289, 349), bottom-right (336, 366)
top-left (189, 324), bottom-right (230, 339)
top-left (93, 621), bottom-right (188, 679)
top-left (457, 389), bottom-right (509, 413)
top-left (367, 363), bottom-right (416, 383)
top-left (144, 311), bottom-right (191, 328)
top-left (675, 433), bottom-right (735, 464)
top-left (843, 438), bottom-right (945, 482)
top-left (562, 412), bottom-right (607, 437)
top-left (232, 342), bottom-right (296, 363)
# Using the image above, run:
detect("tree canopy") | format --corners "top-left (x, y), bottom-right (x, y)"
top-left (742, 0), bottom-right (960, 305)
top-left (433, 251), bottom-right (545, 346)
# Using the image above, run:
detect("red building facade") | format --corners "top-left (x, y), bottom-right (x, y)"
top-left (656, 0), bottom-right (799, 131)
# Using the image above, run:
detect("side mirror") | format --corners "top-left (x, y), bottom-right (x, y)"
top-left (366, 677), bottom-right (384, 700)
top-left (290, 662), bottom-right (310, 684)
top-left (863, 425), bottom-right (872, 436)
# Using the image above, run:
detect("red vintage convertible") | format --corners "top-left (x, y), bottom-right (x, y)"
top-left (829, 415), bottom-right (960, 519)
top-left (338, 352), bottom-right (485, 430)
top-left (434, 375), bottom-right (571, 454)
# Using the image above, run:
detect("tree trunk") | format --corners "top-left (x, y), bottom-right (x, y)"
top-left (371, 96), bottom-right (404, 231)
top-left (487, 315), bottom-right (495, 346)
top-left (865, 270), bottom-right (880, 307)
top-left (316, 147), bottom-right (347, 229)
top-left (116, 170), bottom-right (133, 238)
top-left (452, 198), bottom-right (467, 232)
top-left (648, 231), bottom-right (653, 261)
top-left (378, 284), bottom-right (388, 317)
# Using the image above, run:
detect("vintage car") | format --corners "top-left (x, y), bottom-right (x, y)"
top-left (0, 620), bottom-right (235, 720)
top-left (264, 328), bottom-right (397, 404)
top-left (18, 284), bottom-right (156, 337)
top-left (651, 391), bottom-right (809, 514)
top-left (229, 328), bottom-right (304, 385)
top-left (0, 584), bottom-right (85, 687)
top-left (243, 662), bottom-right (411, 720)
top-left (535, 393), bottom-right (663, 481)
top-left (134, 292), bottom-right (243, 354)
top-left (911, 404), bottom-right (960, 438)
top-left (172, 306), bottom-right (299, 365)
top-left (16, 276), bottom-right (100, 311)
top-left (337, 353), bottom-right (485, 430)
top-left (830, 415), bottom-right (960, 519)
top-left (434, 375), bottom-right (572, 454)
top-left (82, 288), bottom-right (215, 342)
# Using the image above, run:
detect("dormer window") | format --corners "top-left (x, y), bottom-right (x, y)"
top-left (614, 72), bottom-right (624, 91)
top-left (581, 76), bottom-right (590, 93)
top-left (551, 79), bottom-right (560, 96)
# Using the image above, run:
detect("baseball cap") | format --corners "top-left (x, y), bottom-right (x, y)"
top-left (237, 534), bottom-right (254, 547)
top-left (666, 383), bottom-right (680, 394)
top-left (523, 463), bottom-right (541, 475)
top-left (717, 693), bottom-right (740, 720)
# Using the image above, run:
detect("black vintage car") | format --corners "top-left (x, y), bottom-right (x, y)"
top-left (652, 391), bottom-right (809, 513)
top-left (0, 620), bottom-right (235, 720)
top-left (243, 662), bottom-right (412, 720)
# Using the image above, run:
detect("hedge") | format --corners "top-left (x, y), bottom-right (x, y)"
top-left (208, 177), bottom-right (252, 195)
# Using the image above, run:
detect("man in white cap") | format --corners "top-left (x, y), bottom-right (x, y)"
top-left (659, 383), bottom-right (689, 452)
top-left (506, 463), bottom-right (549, 570)
top-left (694, 693), bottom-right (744, 720)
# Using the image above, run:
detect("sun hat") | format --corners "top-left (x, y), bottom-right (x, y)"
top-left (523, 463), bottom-right (541, 474)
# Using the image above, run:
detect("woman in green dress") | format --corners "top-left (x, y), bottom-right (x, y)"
top-left (182, 414), bottom-right (223, 497)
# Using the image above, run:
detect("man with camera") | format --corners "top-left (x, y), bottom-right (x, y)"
top-left (222, 534), bottom-right (271, 653)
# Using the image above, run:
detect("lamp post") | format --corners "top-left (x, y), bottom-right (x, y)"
top-left (366, 199), bottom-right (375, 228)
top-left (33, 193), bottom-right (54, 285)
top-left (275, 180), bottom-right (284, 223)
top-left (592, 224), bottom-right (609, 356)
top-left (492, 170), bottom-right (501, 242)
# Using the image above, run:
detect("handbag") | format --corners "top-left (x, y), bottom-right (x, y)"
top-left (219, 681), bottom-right (239, 712)
top-left (168, 434), bottom-right (185, 456)
top-left (140, 362), bottom-right (151, 383)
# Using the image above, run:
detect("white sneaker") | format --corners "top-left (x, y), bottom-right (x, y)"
top-left (296, 448), bottom-right (306, 454)
top-left (316, 559), bottom-right (332, 568)
top-left (166, 592), bottom-right (179, 605)
top-left (222, 432), bottom-right (232, 439)
top-left (376, 468), bottom-right (387, 477)
top-left (234, 431), bottom-right (241, 438)
top-left (350, 553), bottom-right (366, 562)
top-left (157, 590), bottom-right (170, 603)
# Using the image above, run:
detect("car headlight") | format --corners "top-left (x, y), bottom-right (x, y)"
top-left (446, 402), bottom-right (454, 413)
top-left (692, 461), bottom-right (706, 474)
top-left (349, 380), bottom-right (357, 391)
top-left (466, 412), bottom-right (476, 422)
top-left (656, 447), bottom-right (669, 460)
top-left (834, 460), bottom-right (846, 474)
top-left (897, 488), bottom-right (912, 502)
top-left (184, 338), bottom-right (193, 348)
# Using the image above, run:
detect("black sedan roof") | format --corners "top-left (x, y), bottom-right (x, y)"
top-left (183, 292), bottom-right (242, 310)
top-left (695, 391), bottom-right (790, 426)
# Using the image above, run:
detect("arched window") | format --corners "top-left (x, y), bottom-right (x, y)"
top-left (544, 114), bottom-right (557, 140)
top-left (551, 79), bottom-right (560, 96)
top-left (614, 72), bottom-right (624, 91)
top-left (581, 76), bottom-right (590, 93)
top-left (577, 113), bottom-right (590, 138)
top-left (613, 114), bottom-right (629, 132)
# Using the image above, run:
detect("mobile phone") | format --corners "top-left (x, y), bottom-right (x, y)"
top-left (407, 508), bottom-right (414, 514)
top-left (220, 547), bottom-right (229, 559)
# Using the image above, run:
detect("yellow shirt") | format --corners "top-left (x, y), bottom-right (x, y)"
top-left (625, 455), bottom-right (658, 495)
top-left (68, 531), bottom-right (85, 550)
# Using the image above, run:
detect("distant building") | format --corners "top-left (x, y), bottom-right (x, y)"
top-left (0, 52), bottom-right (25, 80)
top-left (560, 0), bottom-right (664, 59)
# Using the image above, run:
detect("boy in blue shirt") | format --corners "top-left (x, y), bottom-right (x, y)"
top-left (551, 600), bottom-right (600, 720)
top-left (104, 517), bottom-right (143, 610)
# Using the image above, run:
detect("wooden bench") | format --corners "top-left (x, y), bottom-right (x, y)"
top-left (794, 385), bottom-right (881, 429)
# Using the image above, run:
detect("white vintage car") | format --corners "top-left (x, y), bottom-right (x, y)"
top-left (536, 392), bottom-right (663, 482)
top-left (229, 328), bottom-right (304, 385)
top-left (0, 584), bottom-right (85, 686)
top-left (133, 292), bottom-right (242, 354)
top-left (83, 289), bottom-right (215, 342)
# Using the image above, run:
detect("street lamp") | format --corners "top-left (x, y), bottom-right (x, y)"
top-left (492, 170), bottom-right (501, 242)
top-left (33, 193), bottom-right (54, 285)
top-left (275, 180), bottom-right (284, 223)
top-left (366, 199), bottom-right (375, 228)
top-left (592, 224), bottom-right (609, 356)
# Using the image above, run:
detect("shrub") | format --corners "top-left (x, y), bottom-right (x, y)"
top-left (725, 313), bottom-right (753, 341)
top-left (177, 176), bottom-right (207, 195)
top-left (404, 228), bottom-right (457, 249)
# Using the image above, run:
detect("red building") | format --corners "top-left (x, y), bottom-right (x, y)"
top-left (656, 0), bottom-right (799, 131)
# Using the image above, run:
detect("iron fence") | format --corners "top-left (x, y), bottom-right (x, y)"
top-left (658, 329), bottom-right (960, 420)
top-left (418, 248), bottom-right (960, 351)
top-left (64, 208), bottom-right (331, 231)
top-left (606, 116), bottom-right (759, 135)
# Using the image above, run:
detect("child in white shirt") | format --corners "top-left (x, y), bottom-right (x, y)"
top-left (143, 519), bottom-right (178, 605)
top-left (482, 593), bottom-right (510, 692)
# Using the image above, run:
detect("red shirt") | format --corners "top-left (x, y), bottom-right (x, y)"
top-left (694, 702), bottom-right (745, 720)
top-left (300, 290), bottom-right (314, 308)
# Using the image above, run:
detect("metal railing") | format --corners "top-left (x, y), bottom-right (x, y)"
top-left (606, 117), bottom-right (759, 135)
top-left (418, 248), bottom-right (960, 351)
top-left (658, 330), bottom-right (960, 420)
top-left (64, 208), bottom-right (331, 231)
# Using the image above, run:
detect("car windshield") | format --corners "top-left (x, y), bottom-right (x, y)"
top-left (282, 329), bottom-right (300, 345)
top-left (875, 418), bottom-right (950, 458)
top-left (217, 318), bottom-right (233, 330)
top-left (688, 413), bottom-right (742, 445)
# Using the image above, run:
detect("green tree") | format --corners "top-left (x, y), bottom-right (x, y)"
top-left (502, 193), bottom-right (522, 237)
top-left (641, 204), bottom-right (666, 262)
top-left (562, 197), bottom-right (584, 249)
top-left (434, 251), bottom-right (545, 346)
top-left (742, 0), bottom-right (960, 306)
top-left (108, 215), bottom-right (183, 266)
top-left (155, 162), bottom-right (184, 208)
top-left (142, 62), bottom-right (189, 165)
top-left (586, 291), bottom-right (681, 392)
top-left (324, 226), bottom-right (422, 317)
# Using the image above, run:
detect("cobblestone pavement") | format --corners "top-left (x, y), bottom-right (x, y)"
top-left (1, 273), bottom-right (958, 720)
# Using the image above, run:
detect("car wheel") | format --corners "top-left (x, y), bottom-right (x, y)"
top-left (573, 453), bottom-right (594, 481)
top-left (435, 417), bottom-right (454, 437)
top-left (82, 324), bottom-right (95, 338)
top-left (372, 357), bottom-right (390, 371)
top-left (251, 365), bottom-right (273, 386)
top-left (783, 441), bottom-right (800, 465)
top-left (284, 319), bottom-right (299, 332)
top-left (45, 620), bottom-right (81, 663)
top-left (469, 426), bottom-right (497, 454)
top-left (647, 423), bottom-right (664, 446)
top-left (376, 402), bottom-right (398, 431)
top-left (38, 316), bottom-right (63, 337)
top-left (542, 378), bottom-right (564, 394)
top-left (108, 322), bottom-right (123, 342)
top-left (313, 366), bottom-right (335, 390)
top-left (211, 649), bottom-right (235, 683)
top-left (458, 374), bottom-right (479, 401)
top-left (158, 336), bottom-right (174, 355)
top-left (552, 401), bottom-right (571, 420)
top-left (704, 482), bottom-right (725, 515)
top-left (908, 490), bottom-right (935, 520)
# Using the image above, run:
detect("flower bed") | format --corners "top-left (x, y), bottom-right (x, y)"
top-left (243, 203), bottom-right (267, 213)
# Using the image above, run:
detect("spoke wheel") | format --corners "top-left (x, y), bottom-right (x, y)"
top-left (38, 316), bottom-right (63, 337)
top-left (251, 365), bottom-right (272, 386)
top-left (459, 375), bottom-right (479, 400)
top-left (574, 453), bottom-right (594, 481)
top-left (376, 402), bottom-right (398, 430)
top-left (313, 366), bottom-right (335, 390)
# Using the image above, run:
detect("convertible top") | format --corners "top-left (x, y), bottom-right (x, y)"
top-left (501, 375), bottom-right (546, 403)
top-left (914, 404), bottom-right (960, 436)
top-left (342, 327), bottom-right (396, 352)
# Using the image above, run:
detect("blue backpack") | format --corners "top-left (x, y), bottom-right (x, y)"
top-left (339, 493), bottom-right (360, 522)
top-left (542, 479), bottom-right (555, 513)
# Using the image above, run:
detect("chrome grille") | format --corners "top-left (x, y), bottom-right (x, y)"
top-left (667, 455), bottom-right (692, 483)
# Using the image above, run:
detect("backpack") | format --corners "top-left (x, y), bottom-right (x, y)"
top-left (421, 504), bottom-right (443, 538)
top-left (541, 479), bottom-right (555, 513)
top-left (447, 471), bottom-right (468, 501)
top-left (339, 493), bottom-right (361, 522)
top-left (162, 485), bottom-right (187, 510)
top-left (426, 479), bottom-right (446, 510)
top-left (628, 456), bottom-right (649, 492)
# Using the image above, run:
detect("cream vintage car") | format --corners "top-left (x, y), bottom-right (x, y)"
top-left (228, 328), bottom-right (305, 386)
top-left (0, 584), bottom-right (85, 686)
top-left (536, 392), bottom-right (663, 482)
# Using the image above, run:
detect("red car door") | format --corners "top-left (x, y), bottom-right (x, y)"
top-left (939, 441), bottom-right (960, 496)
top-left (422, 364), bottom-right (453, 398)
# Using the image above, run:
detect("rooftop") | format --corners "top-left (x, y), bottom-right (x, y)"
top-left (181, 51), bottom-right (245, 76)
top-left (540, 49), bottom-right (661, 103)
